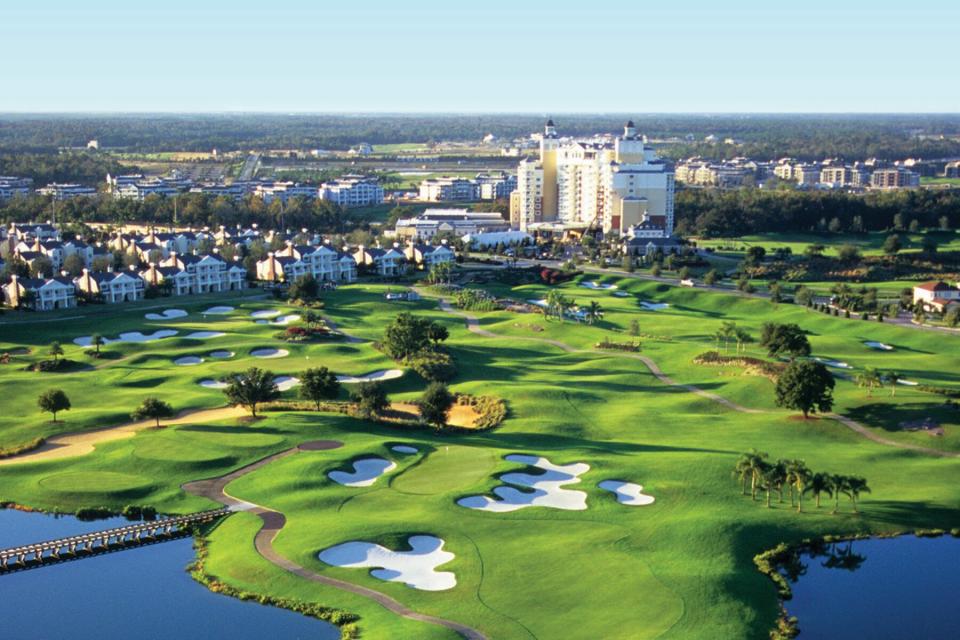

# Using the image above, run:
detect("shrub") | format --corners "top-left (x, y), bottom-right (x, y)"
top-left (455, 394), bottom-right (508, 429)
top-left (408, 351), bottom-right (457, 382)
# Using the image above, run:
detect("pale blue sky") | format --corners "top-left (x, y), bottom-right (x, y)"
top-left (1, 1), bottom-right (957, 112)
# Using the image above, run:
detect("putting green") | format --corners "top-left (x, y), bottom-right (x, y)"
top-left (133, 437), bottom-right (235, 465)
top-left (39, 471), bottom-right (155, 497)
top-left (391, 445), bottom-right (498, 495)
top-left (177, 429), bottom-right (286, 449)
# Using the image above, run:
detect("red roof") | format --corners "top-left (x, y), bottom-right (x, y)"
top-left (915, 281), bottom-right (951, 292)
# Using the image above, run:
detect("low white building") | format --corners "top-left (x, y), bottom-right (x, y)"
top-left (913, 281), bottom-right (960, 312)
top-left (2, 275), bottom-right (77, 311)
top-left (319, 176), bottom-right (384, 208)
top-left (395, 208), bottom-right (510, 241)
top-left (75, 270), bottom-right (145, 303)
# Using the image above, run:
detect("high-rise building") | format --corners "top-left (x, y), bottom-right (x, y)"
top-left (510, 121), bottom-right (674, 235)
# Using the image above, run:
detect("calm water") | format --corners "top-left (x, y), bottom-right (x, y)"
top-left (785, 535), bottom-right (960, 639)
top-left (0, 509), bottom-right (338, 640)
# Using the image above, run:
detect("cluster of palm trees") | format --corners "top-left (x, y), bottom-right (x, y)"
top-left (855, 367), bottom-right (902, 397)
top-left (712, 321), bottom-right (753, 355)
top-left (734, 450), bottom-right (870, 514)
top-left (543, 290), bottom-right (603, 324)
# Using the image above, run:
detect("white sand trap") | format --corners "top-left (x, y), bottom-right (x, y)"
top-left (203, 306), bottom-right (234, 315)
top-left (145, 309), bottom-right (187, 321)
top-left (527, 298), bottom-right (548, 308)
top-left (174, 356), bottom-right (204, 366)
top-left (318, 535), bottom-right (456, 591)
top-left (391, 445), bottom-right (419, 454)
top-left (640, 301), bottom-right (669, 311)
top-left (897, 379), bottom-right (919, 386)
top-left (336, 369), bottom-right (404, 384)
top-left (73, 330), bottom-right (178, 347)
top-left (612, 291), bottom-right (630, 297)
top-left (580, 281), bottom-right (617, 290)
top-left (251, 310), bottom-right (282, 319)
top-left (864, 341), bottom-right (894, 351)
top-left (814, 357), bottom-right (853, 369)
top-left (251, 348), bottom-right (289, 359)
top-left (457, 454), bottom-right (590, 513)
top-left (199, 379), bottom-right (229, 389)
top-left (209, 350), bottom-right (234, 359)
top-left (328, 457), bottom-right (397, 487)
top-left (599, 480), bottom-right (655, 506)
top-left (274, 376), bottom-right (300, 391)
top-left (185, 331), bottom-right (225, 340)
top-left (255, 314), bottom-right (302, 326)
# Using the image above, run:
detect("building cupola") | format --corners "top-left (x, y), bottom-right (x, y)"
top-left (624, 120), bottom-right (637, 139)
top-left (544, 119), bottom-right (557, 138)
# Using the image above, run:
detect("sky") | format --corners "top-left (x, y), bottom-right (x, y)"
top-left (1, 1), bottom-right (957, 113)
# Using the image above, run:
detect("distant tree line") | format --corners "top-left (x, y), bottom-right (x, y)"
top-left (0, 152), bottom-right (131, 186)
top-left (675, 188), bottom-right (960, 237)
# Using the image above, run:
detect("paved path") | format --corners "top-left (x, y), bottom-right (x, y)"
top-left (0, 406), bottom-right (249, 466)
top-left (182, 441), bottom-right (488, 640)
top-left (435, 297), bottom-right (959, 458)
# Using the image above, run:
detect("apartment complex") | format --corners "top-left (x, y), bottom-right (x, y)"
top-left (0, 177), bottom-right (32, 200)
top-left (37, 183), bottom-right (97, 200)
top-left (417, 173), bottom-right (517, 202)
top-left (511, 121), bottom-right (675, 236)
top-left (394, 208), bottom-right (510, 241)
top-left (871, 167), bottom-right (921, 189)
top-left (319, 176), bottom-right (385, 208)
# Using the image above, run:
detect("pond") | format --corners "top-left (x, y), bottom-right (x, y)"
top-left (0, 509), bottom-right (339, 640)
top-left (785, 534), bottom-right (960, 639)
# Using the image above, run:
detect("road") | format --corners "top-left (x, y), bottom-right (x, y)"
top-left (238, 152), bottom-right (261, 181)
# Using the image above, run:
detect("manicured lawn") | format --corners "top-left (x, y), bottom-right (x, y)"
top-left (0, 279), bottom-right (958, 639)
top-left (696, 230), bottom-right (960, 257)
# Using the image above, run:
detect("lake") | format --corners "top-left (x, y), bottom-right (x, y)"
top-left (785, 534), bottom-right (960, 639)
top-left (0, 509), bottom-right (339, 640)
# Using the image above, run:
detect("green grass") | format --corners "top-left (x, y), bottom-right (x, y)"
top-left (0, 278), bottom-right (958, 639)
top-left (696, 230), bottom-right (960, 257)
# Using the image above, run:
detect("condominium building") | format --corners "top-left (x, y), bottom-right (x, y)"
top-left (37, 183), bottom-right (97, 200)
top-left (871, 168), bottom-right (920, 189)
top-left (254, 182), bottom-right (319, 204)
top-left (0, 177), bottom-right (32, 200)
top-left (474, 172), bottom-right (518, 200)
top-left (418, 177), bottom-right (479, 202)
top-left (511, 121), bottom-right (674, 235)
top-left (319, 176), bottom-right (384, 208)
top-left (394, 208), bottom-right (510, 240)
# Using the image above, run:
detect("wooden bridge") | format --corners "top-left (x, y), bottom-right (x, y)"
top-left (0, 507), bottom-right (230, 574)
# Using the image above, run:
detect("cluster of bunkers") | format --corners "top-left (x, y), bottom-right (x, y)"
top-left (1, 222), bottom-right (455, 311)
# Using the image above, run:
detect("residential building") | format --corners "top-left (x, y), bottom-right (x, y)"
top-left (354, 245), bottom-right (406, 277)
top-left (37, 183), bottom-right (97, 200)
top-left (511, 121), bottom-right (675, 235)
top-left (945, 161), bottom-right (960, 179)
top-left (254, 182), bottom-right (318, 204)
top-left (474, 172), bottom-right (517, 200)
top-left (74, 269), bottom-right (145, 303)
top-left (871, 168), bottom-right (920, 189)
top-left (2, 275), bottom-right (77, 310)
top-left (0, 177), bottom-right (32, 200)
top-left (418, 177), bottom-right (479, 202)
top-left (319, 176), bottom-right (384, 208)
top-left (160, 253), bottom-right (241, 293)
top-left (403, 242), bottom-right (456, 270)
top-left (913, 281), bottom-right (960, 312)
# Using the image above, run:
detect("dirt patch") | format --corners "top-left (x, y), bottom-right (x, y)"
top-left (384, 402), bottom-right (482, 428)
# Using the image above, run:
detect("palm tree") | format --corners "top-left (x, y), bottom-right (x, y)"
top-left (743, 449), bottom-right (769, 501)
top-left (720, 321), bottom-right (737, 353)
top-left (886, 371), bottom-right (901, 397)
top-left (90, 334), bottom-right (105, 357)
top-left (842, 476), bottom-right (870, 513)
top-left (49, 341), bottom-right (64, 363)
top-left (585, 301), bottom-right (603, 325)
top-left (831, 474), bottom-right (847, 514)
top-left (792, 464), bottom-right (813, 513)
top-left (856, 367), bottom-right (881, 397)
top-left (734, 454), bottom-right (754, 495)
top-left (761, 462), bottom-right (785, 508)
top-left (734, 327), bottom-right (753, 355)
top-left (783, 459), bottom-right (807, 507)
top-left (807, 472), bottom-right (834, 509)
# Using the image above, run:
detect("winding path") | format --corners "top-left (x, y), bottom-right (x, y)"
top-left (435, 298), bottom-right (960, 459)
top-left (0, 406), bottom-right (249, 466)
top-left (182, 441), bottom-right (488, 640)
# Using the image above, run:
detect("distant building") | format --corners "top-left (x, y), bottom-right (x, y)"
top-left (37, 183), bottom-right (97, 200)
top-left (2, 275), bottom-right (77, 310)
top-left (394, 208), bottom-right (509, 240)
top-left (871, 168), bottom-right (920, 189)
top-left (75, 269), bottom-right (145, 303)
top-left (474, 172), bottom-right (517, 200)
top-left (0, 177), bottom-right (32, 200)
top-left (319, 176), bottom-right (384, 208)
top-left (944, 161), bottom-right (960, 179)
top-left (253, 182), bottom-right (318, 204)
top-left (913, 281), bottom-right (960, 313)
top-left (418, 177), bottom-right (479, 202)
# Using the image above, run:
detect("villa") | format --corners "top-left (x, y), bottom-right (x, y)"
top-left (913, 281), bottom-right (960, 313)
top-left (2, 274), bottom-right (77, 310)
top-left (75, 269), bottom-right (146, 303)
top-left (403, 242), bottom-right (456, 270)
top-left (354, 245), bottom-right (406, 277)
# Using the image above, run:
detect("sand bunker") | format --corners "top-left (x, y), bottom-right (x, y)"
top-left (199, 379), bottom-right (229, 389)
top-left (328, 457), bottom-right (397, 487)
top-left (209, 350), bottom-right (234, 359)
top-left (274, 376), bottom-right (300, 391)
top-left (174, 356), bottom-right (204, 366)
top-left (203, 306), bottom-right (234, 315)
top-left (318, 535), bottom-right (456, 591)
top-left (458, 454), bottom-right (590, 512)
top-left (74, 330), bottom-right (178, 347)
top-left (612, 291), bottom-right (630, 298)
top-left (251, 348), bottom-right (289, 359)
top-left (599, 480), bottom-right (655, 506)
top-left (185, 331), bottom-right (225, 340)
top-left (527, 298), bottom-right (548, 308)
top-left (255, 314), bottom-right (301, 326)
top-left (580, 281), bottom-right (617, 290)
top-left (814, 357), bottom-right (853, 369)
top-left (336, 369), bottom-right (404, 384)
top-left (897, 379), bottom-right (919, 386)
top-left (865, 341), bottom-right (894, 351)
top-left (391, 445), bottom-right (419, 454)
top-left (640, 301), bottom-right (669, 311)
top-left (251, 310), bottom-right (282, 319)
top-left (145, 309), bottom-right (187, 321)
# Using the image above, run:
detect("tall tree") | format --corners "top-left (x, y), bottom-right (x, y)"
top-left (760, 323), bottom-right (811, 359)
top-left (842, 476), bottom-right (871, 513)
top-left (807, 472), bottom-right (834, 509)
top-left (38, 389), bottom-right (71, 422)
top-left (224, 368), bottom-right (280, 418)
top-left (299, 367), bottom-right (341, 410)
top-left (131, 397), bottom-right (175, 428)
top-left (775, 360), bottom-right (835, 418)
top-left (419, 382), bottom-right (454, 429)
top-left (48, 341), bottom-right (64, 363)
top-left (352, 382), bottom-right (389, 419)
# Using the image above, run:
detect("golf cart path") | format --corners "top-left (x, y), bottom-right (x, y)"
top-left (182, 442), bottom-right (488, 640)
top-left (435, 298), bottom-right (960, 459)
top-left (0, 406), bottom-right (248, 466)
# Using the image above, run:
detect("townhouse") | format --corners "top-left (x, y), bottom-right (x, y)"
top-left (2, 275), bottom-right (77, 310)
top-left (75, 269), bottom-right (146, 303)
